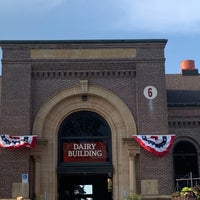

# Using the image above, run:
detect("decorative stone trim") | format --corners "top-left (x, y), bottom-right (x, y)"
top-left (168, 120), bottom-right (200, 128)
top-left (123, 138), bottom-right (140, 194)
top-left (31, 70), bottom-right (136, 79)
top-left (30, 139), bottom-right (48, 158)
top-left (123, 138), bottom-right (140, 156)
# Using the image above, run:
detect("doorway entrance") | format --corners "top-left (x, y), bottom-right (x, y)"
top-left (58, 175), bottom-right (112, 200)
top-left (57, 111), bottom-right (113, 200)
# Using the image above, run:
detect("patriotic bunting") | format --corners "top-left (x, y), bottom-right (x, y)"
top-left (133, 135), bottom-right (175, 157)
top-left (0, 134), bottom-right (37, 148)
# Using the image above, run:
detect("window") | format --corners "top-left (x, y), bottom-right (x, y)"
top-left (173, 141), bottom-right (198, 188)
top-left (58, 111), bottom-right (112, 163)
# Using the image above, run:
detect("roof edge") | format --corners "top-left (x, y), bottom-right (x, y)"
top-left (0, 39), bottom-right (168, 45)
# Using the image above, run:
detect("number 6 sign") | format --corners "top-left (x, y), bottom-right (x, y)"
top-left (143, 86), bottom-right (157, 99)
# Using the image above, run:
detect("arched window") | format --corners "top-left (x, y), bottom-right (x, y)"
top-left (58, 111), bottom-right (112, 164)
top-left (173, 141), bottom-right (199, 188)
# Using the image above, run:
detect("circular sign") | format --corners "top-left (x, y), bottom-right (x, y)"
top-left (143, 86), bottom-right (157, 99)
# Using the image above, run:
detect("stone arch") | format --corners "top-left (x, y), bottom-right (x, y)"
top-left (32, 83), bottom-right (137, 200)
top-left (173, 136), bottom-right (200, 152)
top-left (33, 85), bottom-right (136, 137)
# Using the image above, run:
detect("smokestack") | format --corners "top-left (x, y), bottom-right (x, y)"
top-left (180, 60), bottom-right (199, 76)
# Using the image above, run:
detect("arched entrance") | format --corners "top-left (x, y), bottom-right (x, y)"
top-left (32, 83), bottom-right (137, 200)
top-left (58, 111), bottom-right (113, 200)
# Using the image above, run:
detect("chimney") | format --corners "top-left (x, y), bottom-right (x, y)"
top-left (180, 60), bottom-right (199, 76)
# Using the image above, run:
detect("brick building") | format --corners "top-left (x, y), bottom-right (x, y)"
top-left (0, 40), bottom-right (199, 200)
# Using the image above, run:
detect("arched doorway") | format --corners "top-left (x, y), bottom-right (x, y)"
top-left (57, 111), bottom-right (113, 200)
top-left (32, 84), bottom-right (137, 200)
top-left (173, 140), bottom-right (199, 189)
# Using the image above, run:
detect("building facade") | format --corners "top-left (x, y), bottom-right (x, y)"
top-left (0, 40), bottom-right (199, 200)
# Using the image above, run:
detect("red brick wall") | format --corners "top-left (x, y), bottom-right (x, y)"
top-left (0, 40), bottom-right (175, 198)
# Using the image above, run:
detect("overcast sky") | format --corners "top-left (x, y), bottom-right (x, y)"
top-left (1, 0), bottom-right (200, 74)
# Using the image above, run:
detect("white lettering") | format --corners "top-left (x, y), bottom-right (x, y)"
top-left (68, 151), bottom-right (73, 157)
top-left (73, 143), bottom-right (97, 150)
top-left (67, 150), bottom-right (103, 157)
top-left (73, 144), bottom-right (79, 150)
top-left (91, 143), bottom-right (96, 149)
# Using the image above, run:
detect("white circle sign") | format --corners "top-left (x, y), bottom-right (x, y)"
top-left (143, 86), bottom-right (157, 99)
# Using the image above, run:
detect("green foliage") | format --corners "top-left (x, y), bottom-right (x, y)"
top-left (180, 186), bottom-right (192, 196)
top-left (127, 193), bottom-right (141, 200)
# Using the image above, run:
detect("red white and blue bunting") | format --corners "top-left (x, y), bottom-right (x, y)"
top-left (133, 135), bottom-right (175, 157)
top-left (0, 134), bottom-right (37, 148)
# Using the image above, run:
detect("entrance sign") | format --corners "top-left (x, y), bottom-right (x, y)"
top-left (63, 142), bottom-right (107, 162)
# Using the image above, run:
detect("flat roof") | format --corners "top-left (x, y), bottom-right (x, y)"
top-left (0, 39), bottom-right (167, 45)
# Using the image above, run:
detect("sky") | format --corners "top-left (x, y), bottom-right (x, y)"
top-left (1, 0), bottom-right (200, 75)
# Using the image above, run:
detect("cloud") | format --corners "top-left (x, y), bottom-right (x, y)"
top-left (117, 0), bottom-right (200, 34)
top-left (1, 0), bottom-right (200, 38)
top-left (0, 0), bottom-right (64, 14)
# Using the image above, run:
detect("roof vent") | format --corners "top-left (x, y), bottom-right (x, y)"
top-left (180, 60), bottom-right (198, 76)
